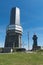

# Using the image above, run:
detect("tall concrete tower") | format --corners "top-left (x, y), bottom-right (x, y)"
top-left (4, 7), bottom-right (23, 50)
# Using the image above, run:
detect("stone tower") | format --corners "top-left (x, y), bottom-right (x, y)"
top-left (32, 34), bottom-right (38, 50)
top-left (4, 7), bottom-right (23, 51)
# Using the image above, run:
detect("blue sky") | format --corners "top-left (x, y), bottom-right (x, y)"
top-left (0, 0), bottom-right (43, 49)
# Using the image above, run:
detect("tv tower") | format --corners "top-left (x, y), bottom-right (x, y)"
top-left (4, 7), bottom-right (23, 52)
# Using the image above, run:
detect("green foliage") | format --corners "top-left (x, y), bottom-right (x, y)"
top-left (0, 52), bottom-right (43, 65)
top-left (36, 49), bottom-right (43, 54)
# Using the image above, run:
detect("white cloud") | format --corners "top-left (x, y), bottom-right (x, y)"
top-left (0, 42), bottom-right (4, 47)
top-left (0, 27), bottom-right (6, 33)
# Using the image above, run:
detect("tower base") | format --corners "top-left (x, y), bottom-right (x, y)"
top-left (5, 30), bottom-right (22, 48)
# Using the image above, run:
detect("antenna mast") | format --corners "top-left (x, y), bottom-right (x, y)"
top-left (28, 31), bottom-right (29, 50)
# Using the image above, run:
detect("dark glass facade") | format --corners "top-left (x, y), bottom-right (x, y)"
top-left (10, 8), bottom-right (16, 25)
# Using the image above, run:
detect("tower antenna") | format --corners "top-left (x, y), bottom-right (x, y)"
top-left (28, 31), bottom-right (29, 50)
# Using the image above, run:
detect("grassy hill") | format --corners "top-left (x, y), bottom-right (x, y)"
top-left (0, 52), bottom-right (43, 65)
